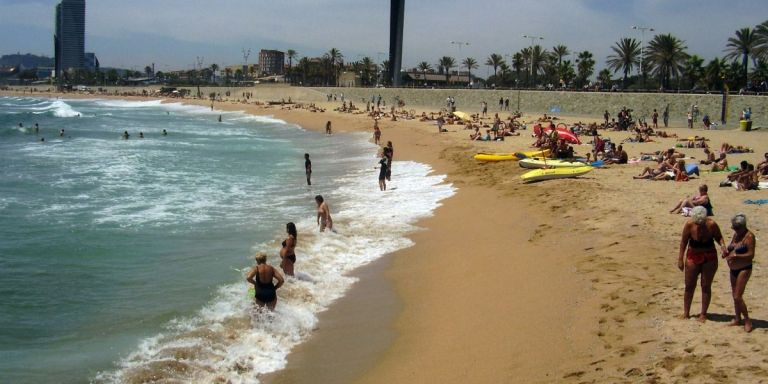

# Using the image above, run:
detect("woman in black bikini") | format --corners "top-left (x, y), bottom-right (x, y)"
top-left (280, 222), bottom-right (297, 276)
top-left (724, 213), bottom-right (756, 332)
top-left (678, 206), bottom-right (727, 322)
top-left (246, 252), bottom-right (284, 310)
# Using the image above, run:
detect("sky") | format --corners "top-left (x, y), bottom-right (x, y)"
top-left (0, 0), bottom-right (765, 77)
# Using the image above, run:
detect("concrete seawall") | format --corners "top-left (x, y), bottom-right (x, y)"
top-left (312, 87), bottom-right (767, 129)
top-left (8, 84), bottom-right (766, 128)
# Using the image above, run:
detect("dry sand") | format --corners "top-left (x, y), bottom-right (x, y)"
top-left (3, 87), bottom-right (767, 383)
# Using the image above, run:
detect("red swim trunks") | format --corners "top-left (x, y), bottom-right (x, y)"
top-left (687, 248), bottom-right (717, 264)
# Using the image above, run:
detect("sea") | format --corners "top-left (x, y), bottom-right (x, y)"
top-left (0, 96), bottom-right (455, 383)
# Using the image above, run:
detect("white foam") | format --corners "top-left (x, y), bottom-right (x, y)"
top-left (95, 99), bottom-right (165, 108)
top-left (26, 99), bottom-right (82, 117)
top-left (94, 160), bottom-right (455, 383)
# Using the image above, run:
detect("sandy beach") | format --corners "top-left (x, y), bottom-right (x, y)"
top-left (3, 86), bottom-right (767, 383)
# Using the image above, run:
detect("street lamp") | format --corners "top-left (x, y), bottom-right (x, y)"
top-left (522, 34), bottom-right (544, 88)
top-left (632, 25), bottom-right (654, 89)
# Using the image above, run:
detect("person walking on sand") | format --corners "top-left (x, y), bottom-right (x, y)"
top-left (246, 252), bottom-right (284, 311)
top-left (663, 105), bottom-right (670, 127)
top-left (315, 195), bottom-right (333, 232)
top-left (724, 213), bottom-right (756, 333)
top-left (678, 206), bottom-right (727, 322)
top-left (280, 222), bottom-right (298, 276)
top-left (304, 153), bottom-right (312, 186)
top-left (652, 109), bottom-right (659, 129)
top-left (325, 121), bottom-right (332, 135)
top-left (687, 111), bottom-right (693, 129)
top-left (378, 152), bottom-right (389, 191)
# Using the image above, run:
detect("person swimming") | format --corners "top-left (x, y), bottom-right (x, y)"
top-left (162, 129), bottom-right (167, 136)
top-left (139, 132), bottom-right (144, 139)
top-left (122, 131), bottom-right (130, 140)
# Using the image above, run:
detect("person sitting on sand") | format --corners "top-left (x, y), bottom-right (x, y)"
top-left (605, 144), bottom-right (628, 164)
top-left (246, 252), bottom-right (285, 311)
top-left (758, 152), bottom-right (768, 177)
top-left (710, 153), bottom-right (728, 172)
top-left (670, 184), bottom-right (713, 216)
top-left (699, 148), bottom-right (716, 165)
top-left (736, 164), bottom-right (759, 191)
top-left (648, 159), bottom-right (687, 181)
top-left (724, 213), bottom-right (756, 333)
top-left (678, 206), bottom-right (727, 322)
top-left (469, 126), bottom-right (482, 140)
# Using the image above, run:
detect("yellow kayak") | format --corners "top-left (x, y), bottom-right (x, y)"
top-left (474, 149), bottom-right (550, 162)
top-left (521, 166), bottom-right (594, 183)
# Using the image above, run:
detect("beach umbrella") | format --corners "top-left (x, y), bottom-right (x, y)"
top-left (453, 111), bottom-right (472, 122)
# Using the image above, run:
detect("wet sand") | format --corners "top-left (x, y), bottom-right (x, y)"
top-left (3, 87), bottom-right (767, 383)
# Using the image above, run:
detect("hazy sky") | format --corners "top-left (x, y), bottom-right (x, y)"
top-left (0, 0), bottom-right (765, 76)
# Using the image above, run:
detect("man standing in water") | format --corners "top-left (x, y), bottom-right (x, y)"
top-left (304, 153), bottom-right (312, 186)
top-left (315, 195), bottom-right (333, 232)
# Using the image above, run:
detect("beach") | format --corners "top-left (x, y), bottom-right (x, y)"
top-left (2, 86), bottom-right (767, 383)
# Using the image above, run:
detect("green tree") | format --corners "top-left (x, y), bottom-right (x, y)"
top-left (646, 33), bottom-right (688, 89)
top-left (724, 27), bottom-right (760, 87)
top-left (576, 50), bottom-right (595, 87)
top-left (511, 52), bottom-right (525, 85)
top-left (438, 56), bottom-right (456, 85)
top-left (485, 53), bottom-right (504, 77)
top-left (606, 37), bottom-right (641, 88)
top-left (704, 58), bottom-right (725, 91)
top-left (552, 44), bottom-right (570, 65)
top-left (682, 55), bottom-right (704, 90)
top-left (286, 49), bottom-right (297, 83)
top-left (597, 68), bottom-right (612, 89)
top-left (326, 48), bottom-right (343, 85)
top-left (755, 20), bottom-right (768, 61)
top-left (417, 61), bottom-right (432, 86)
top-left (209, 63), bottom-right (218, 83)
top-left (529, 45), bottom-right (549, 87)
top-left (462, 57), bottom-right (478, 86)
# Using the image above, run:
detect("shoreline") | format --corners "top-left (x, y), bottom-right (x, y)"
top-left (2, 88), bottom-right (767, 383)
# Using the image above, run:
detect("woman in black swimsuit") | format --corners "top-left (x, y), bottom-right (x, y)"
top-left (246, 252), bottom-right (284, 310)
top-left (724, 213), bottom-right (756, 332)
top-left (280, 222), bottom-right (297, 276)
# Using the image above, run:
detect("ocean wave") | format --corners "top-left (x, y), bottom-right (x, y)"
top-left (27, 100), bottom-right (82, 117)
top-left (94, 161), bottom-right (455, 383)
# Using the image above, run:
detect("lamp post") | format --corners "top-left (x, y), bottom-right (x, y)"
top-left (632, 25), bottom-right (654, 89)
top-left (522, 34), bottom-right (544, 88)
top-left (449, 41), bottom-right (469, 86)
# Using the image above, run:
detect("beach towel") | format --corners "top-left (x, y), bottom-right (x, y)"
top-left (685, 164), bottom-right (700, 176)
top-left (744, 199), bottom-right (768, 205)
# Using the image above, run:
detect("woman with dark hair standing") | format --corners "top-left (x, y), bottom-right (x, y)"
top-left (385, 141), bottom-right (394, 181)
top-left (280, 222), bottom-right (297, 276)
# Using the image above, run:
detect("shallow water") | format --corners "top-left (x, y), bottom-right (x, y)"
top-left (0, 97), bottom-right (454, 383)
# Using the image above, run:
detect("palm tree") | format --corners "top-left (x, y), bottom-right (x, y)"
top-left (462, 57), bottom-right (478, 86)
top-left (552, 45), bottom-right (570, 65)
top-left (576, 50), bottom-right (595, 87)
top-left (360, 56), bottom-right (375, 85)
top-left (286, 49), bottom-right (297, 84)
top-left (485, 53), bottom-right (504, 77)
top-left (597, 68), bottom-right (612, 89)
top-left (417, 61), bottom-right (432, 86)
top-left (606, 37), bottom-right (641, 88)
top-left (646, 33), bottom-right (688, 89)
top-left (529, 45), bottom-right (549, 87)
top-left (511, 52), bottom-right (525, 85)
top-left (326, 48), bottom-right (343, 85)
top-left (756, 20), bottom-right (768, 61)
top-left (704, 58), bottom-right (725, 91)
top-left (209, 63), bottom-right (218, 83)
top-left (724, 27), bottom-right (760, 86)
top-left (682, 55), bottom-right (704, 90)
top-left (439, 56), bottom-right (456, 85)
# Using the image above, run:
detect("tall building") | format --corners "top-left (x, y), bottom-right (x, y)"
top-left (54, 0), bottom-right (86, 78)
top-left (259, 50), bottom-right (284, 76)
